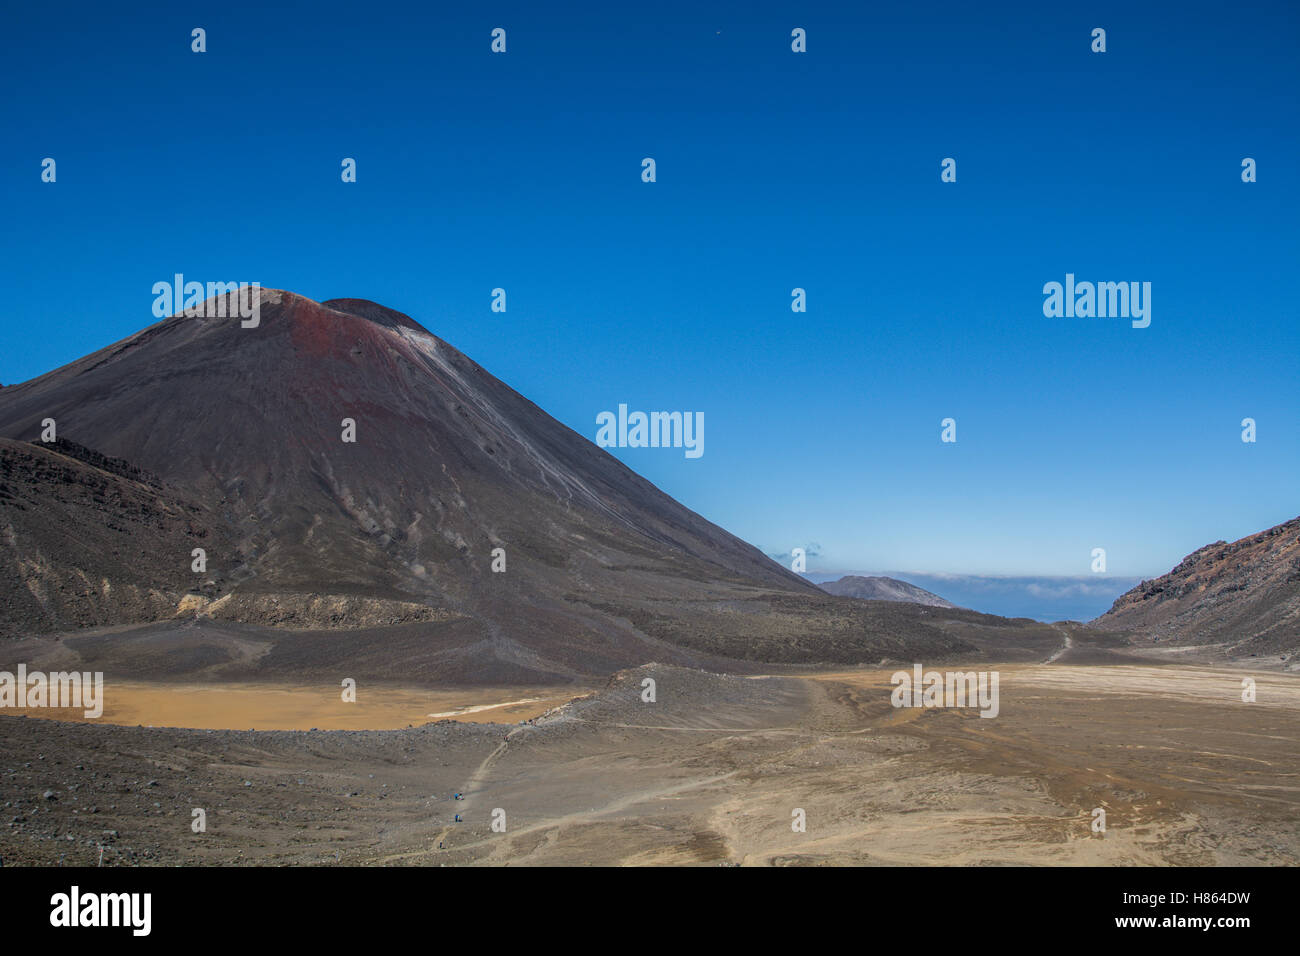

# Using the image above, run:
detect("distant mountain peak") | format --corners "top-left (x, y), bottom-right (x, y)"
top-left (321, 297), bottom-right (431, 333)
top-left (818, 575), bottom-right (958, 609)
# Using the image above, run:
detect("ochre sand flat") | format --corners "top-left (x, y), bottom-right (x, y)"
top-left (24, 681), bottom-right (587, 730)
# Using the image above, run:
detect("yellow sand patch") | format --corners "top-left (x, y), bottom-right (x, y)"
top-left (23, 680), bottom-right (586, 731)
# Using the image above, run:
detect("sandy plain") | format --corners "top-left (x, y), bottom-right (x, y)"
top-left (1, 649), bottom-right (1294, 866)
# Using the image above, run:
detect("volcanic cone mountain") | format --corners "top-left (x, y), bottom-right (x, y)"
top-left (0, 291), bottom-right (1066, 679)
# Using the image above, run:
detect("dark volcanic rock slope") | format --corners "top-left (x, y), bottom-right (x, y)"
top-left (0, 438), bottom-right (233, 636)
top-left (0, 291), bottom-right (1055, 674)
top-left (1093, 515), bottom-right (1300, 656)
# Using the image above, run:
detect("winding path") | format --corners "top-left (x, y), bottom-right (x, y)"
top-left (1045, 623), bottom-right (1073, 664)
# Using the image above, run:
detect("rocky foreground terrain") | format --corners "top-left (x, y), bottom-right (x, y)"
top-left (1, 659), bottom-right (1295, 866)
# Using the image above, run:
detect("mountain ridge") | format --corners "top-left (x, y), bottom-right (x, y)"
top-left (1092, 515), bottom-right (1300, 659)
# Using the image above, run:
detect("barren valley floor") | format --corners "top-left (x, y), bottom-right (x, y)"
top-left (0, 659), bottom-right (1295, 866)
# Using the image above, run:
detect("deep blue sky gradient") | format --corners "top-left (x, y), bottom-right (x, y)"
top-left (3, 1), bottom-right (1296, 606)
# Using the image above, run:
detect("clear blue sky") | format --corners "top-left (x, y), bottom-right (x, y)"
top-left (3, 0), bottom-right (1297, 580)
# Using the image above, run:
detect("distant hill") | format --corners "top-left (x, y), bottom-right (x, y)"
top-left (1092, 515), bottom-right (1300, 658)
top-left (818, 575), bottom-right (957, 608)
